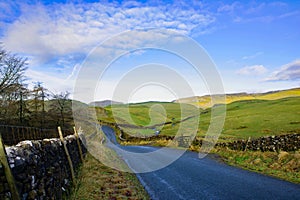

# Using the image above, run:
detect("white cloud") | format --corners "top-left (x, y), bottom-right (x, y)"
top-left (218, 1), bottom-right (299, 24)
top-left (25, 69), bottom-right (75, 94)
top-left (236, 65), bottom-right (267, 75)
top-left (1, 1), bottom-right (215, 63)
top-left (265, 60), bottom-right (300, 81)
top-left (0, 1), bottom-right (20, 23)
top-left (217, 2), bottom-right (241, 13)
top-left (242, 51), bottom-right (263, 60)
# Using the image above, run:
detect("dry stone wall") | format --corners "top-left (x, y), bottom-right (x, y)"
top-left (217, 133), bottom-right (300, 152)
top-left (0, 134), bottom-right (86, 199)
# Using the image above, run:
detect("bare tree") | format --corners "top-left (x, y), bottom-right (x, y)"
top-left (50, 91), bottom-right (72, 128)
top-left (0, 47), bottom-right (27, 94)
top-left (0, 46), bottom-right (28, 125)
top-left (0, 46), bottom-right (76, 130)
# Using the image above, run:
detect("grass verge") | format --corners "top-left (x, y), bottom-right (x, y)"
top-left (212, 147), bottom-right (300, 184)
top-left (70, 153), bottom-right (149, 200)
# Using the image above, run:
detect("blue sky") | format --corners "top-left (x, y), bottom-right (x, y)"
top-left (0, 0), bottom-right (299, 103)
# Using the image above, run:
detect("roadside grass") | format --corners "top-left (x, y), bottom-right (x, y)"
top-left (71, 153), bottom-right (149, 200)
top-left (212, 148), bottom-right (300, 184)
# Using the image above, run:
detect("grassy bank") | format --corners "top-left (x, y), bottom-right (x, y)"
top-left (71, 153), bottom-right (149, 200)
top-left (212, 148), bottom-right (300, 184)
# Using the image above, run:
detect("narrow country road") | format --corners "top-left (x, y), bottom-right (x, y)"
top-left (101, 125), bottom-right (300, 200)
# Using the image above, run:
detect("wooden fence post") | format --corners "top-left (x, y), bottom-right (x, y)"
top-left (73, 127), bottom-right (84, 163)
top-left (0, 133), bottom-right (20, 200)
top-left (26, 127), bottom-right (29, 140)
top-left (33, 128), bottom-right (36, 140)
top-left (11, 128), bottom-right (15, 145)
top-left (58, 127), bottom-right (75, 186)
top-left (22, 128), bottom-right (24, 141)
top-left (17, 128), bottom-right (20, 144)
top-left (244, 137), bottom-right (251, 151)
top-left (39, 129), bottom-right (42, 140)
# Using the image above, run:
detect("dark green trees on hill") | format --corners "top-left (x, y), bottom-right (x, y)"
top-left (0, 46), bottom-right (74, 130)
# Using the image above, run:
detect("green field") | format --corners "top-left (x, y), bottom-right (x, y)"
top-left (198, 97), bottom-right (300, 141)
top-left (97, 102), bottom-right (199, 137)
top-left (95, 97), bottom-right (300, 142)
top-left (105, 102), bottom-right (199, 125)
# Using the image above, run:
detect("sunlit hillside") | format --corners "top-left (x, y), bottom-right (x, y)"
top-left (175, 88), bottom-right (300, 108)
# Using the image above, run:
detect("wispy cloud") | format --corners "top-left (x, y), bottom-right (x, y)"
top-left (3, 1), bottom-right (298, 65)
top-left (242, 51), bottom-right (263, 60)
top-left (217, 2), bottom-right (241, 14)
top-left (0, 1), bottom-right (20, 23)
top-left (265, 60), bottom-right (300, 81)
top-left (25, 69), bottom-right (74, 93)
top-left (217, 1), bottom-right (299, 24)
top-left (1, 1), bottom-right (215, 63)
top-left (236, 65), bottom-right (267, 75)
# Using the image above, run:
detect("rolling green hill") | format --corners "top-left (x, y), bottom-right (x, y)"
top-left (175, 87), bottom-right (300, 108)
top-left (105, 102), bottom-right (198, 126)
top-left (196, 97), bottom-right (300, 141)
top-left (97, 102), bottom-right (199, 137)
top-left (133, 97), bottom-right (299, 141)
top-left (95, 96), bottom-right (300, 141)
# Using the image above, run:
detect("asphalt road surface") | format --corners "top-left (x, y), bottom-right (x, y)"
top-left (101, 125), bottom-right (300, 200)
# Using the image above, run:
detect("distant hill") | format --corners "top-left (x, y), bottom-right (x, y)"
top-left (89, 100), bottom-right (123, 107)
top-left (97, 96), bottom-right (300, 140)
top-left (174, 87), bottom-right (300, 108)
